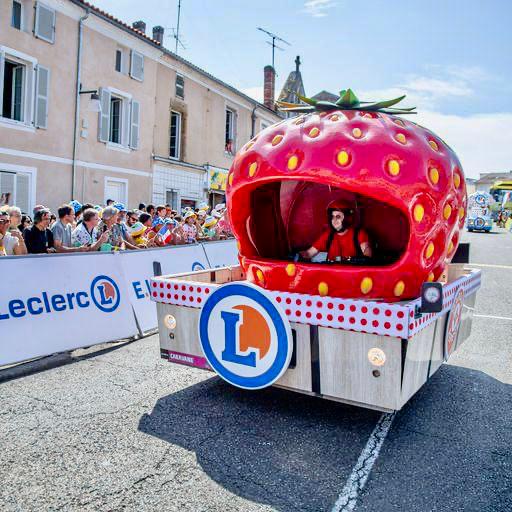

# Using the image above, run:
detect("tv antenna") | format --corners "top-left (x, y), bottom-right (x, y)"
top-left (257, 27), bottom-right (290, 69)
top-left (167, 0), bottom-right (185, 54)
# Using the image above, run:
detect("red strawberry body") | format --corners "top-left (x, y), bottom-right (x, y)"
top-left (227, 110), bottom-right (466, 301)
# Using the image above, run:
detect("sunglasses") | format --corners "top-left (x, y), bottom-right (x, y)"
top-left (0, 218), bottom-right (9, 225)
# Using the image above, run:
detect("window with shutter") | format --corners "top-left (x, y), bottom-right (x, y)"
top-left (129, 100), bottom-right (140, 149)
top-left (34, 2), bottom-right (55, 44)
top-left (175, 74), bottom-right (184, 99)
top-left (12, 1), bottom-right (22, 30)
top-left (0, 171), bottom-right (15, 207)
top-left (130, 51), bottom-right (144, 81)
top-left (169, 111), bottom-right (181, 159)
top-left (98, 87), bottom-right (111, 142)
top-left (35, 65), bottom-right (49, 129)
top-left (15, 172), bottom-right (30, 213)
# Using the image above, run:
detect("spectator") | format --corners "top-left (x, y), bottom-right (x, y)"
top-left (98, 206), bottom-right (138, 250)
top-left (146, 204), bottom-right (155, 217)
top-left (69, 200), bottom-right (83, 224)
top-left (106, 199), bottom-right (114, 206)
top-left (138, 203), bottom-right (146, 211)
top-left (139, 212), bottom-right (152, 228)
top-left (126, 210), bottom-right (139, 228)
top-left (23, 208), bottom-right (55, 254)
top-left (0, 210), bottom-right (27, 255)
top-left (19, 215), bottom-right (32, 231)
top-left (182, 211), bottom-right (198, 243)
top-left (72, 208), bottom-right (107, 250)
top-left (171, 215), bottom-right (186, 244)
top-left (52, 204), bottom-right (84, 253)
top-left (33, 204), bottom-right (46, 216)
top-left (156, 205), bottom-right (166, 219)
top-left (8, 206), bottom-right (22, 230)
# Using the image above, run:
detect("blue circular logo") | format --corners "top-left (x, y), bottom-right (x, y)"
top-left (90, 275), bottom-right (120, 313)
top-left (198, 283), bottom-right (292, 390)
top-left (192, 261), bottom-right (206, 271)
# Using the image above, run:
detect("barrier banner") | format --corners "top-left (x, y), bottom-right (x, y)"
top-left (202, 239), bottom-right (239, 268)
top-left (0, 253), bottom-right (136, 366)
top-left (120, 244), bottom-right (210, 333)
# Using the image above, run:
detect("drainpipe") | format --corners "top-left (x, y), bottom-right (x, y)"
top-left (71, 9), bottom-right (90, 200)
top-left (250, 105), bottom-right (257, 139)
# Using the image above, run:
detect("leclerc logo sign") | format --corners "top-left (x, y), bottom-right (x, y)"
top-left (198, 282), bottom-right (292, 390)
top-left (0, 275), bottom-right (120, 320)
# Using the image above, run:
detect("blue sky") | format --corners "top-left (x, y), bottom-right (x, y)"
top-left (91, 0), bottom-right (511, 178)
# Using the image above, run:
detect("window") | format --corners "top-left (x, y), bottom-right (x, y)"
top-left (115, 50), bottom-right (123, 73)
top-left (34, 2), bottom-right (56, 44)
top-left (12, 1), bottom-right (22, 30)
top-left (0, 170), bottom-right (32, 213)
top-left (130, 50), bottom-right (144, 81)
top-left (175, 74), bottom-right (184, 99)
top-left (2, 60), bottom-right (24, 121)
top-left (165, 190), bottom-right (178, 210)
top-left (0, 47), bottom-right (49, 129)
top-left (104, 177), bottom-right (128, 205)
top-left (109, 97), bottom-right (122, 144)
top-left (98, 88), bottom-right (140, 149)
top-left (169, 111), bottom-right (182, 159)
top-left (225, 108), bottom-right (236, 155)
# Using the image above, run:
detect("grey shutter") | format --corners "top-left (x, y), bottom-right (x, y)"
top-left (129, 100), bottom-right (140, 149)
top-left (35, 65), bottom-right (50, 128)
top-left (34, 2), bottom-right (56, 43)
top-left (130, 51), bottom-right (144, 81)
top-left (15, 173), bottom-right (30, 213)
top-left (98, 87), bottom-right (111, 143)
top-left (0, 52), bottom-right (4, 106)
top-left (0, 172), bottom-right (16, 207)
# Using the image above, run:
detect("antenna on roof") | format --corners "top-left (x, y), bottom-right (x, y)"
top-left (257, 27), bottom-right (290, 70)
top-left (167, 0), bottom-right (186, 54)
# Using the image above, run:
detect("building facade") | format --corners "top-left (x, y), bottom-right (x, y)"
top-left (0, 0), bottom-right (280, 213)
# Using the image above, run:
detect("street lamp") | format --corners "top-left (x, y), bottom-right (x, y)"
top-left (79, 86), bottom-right (101, 113)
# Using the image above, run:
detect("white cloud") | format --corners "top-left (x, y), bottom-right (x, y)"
top-left (241, 86), bottom-right (264, 103)
top-left (303, 0), bottom-right (337, 17)
top-left (414, 110), bottom-right (512, 179)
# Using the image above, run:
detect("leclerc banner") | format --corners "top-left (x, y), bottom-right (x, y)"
top-left (119, 243), bottom-right (211, 333)
top-left (0, 252), bottom-right (136, 366)
top-left (202, 239), bottom-right (239, 268)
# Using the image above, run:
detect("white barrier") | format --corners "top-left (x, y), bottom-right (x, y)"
top-left (0, 253), bottom-right (137, 366)
top-left (0, 241), bottom-right (239, 366)
top-left (202, 239), bottom-right (239, 268)
top-left (120, 244), bottom-right (210, 333)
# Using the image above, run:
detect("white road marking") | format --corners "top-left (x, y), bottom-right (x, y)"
top-left (467, 263), bottom-right (512, 270)
top-left (474, 314), bottom-right (512, 321)
top-left (331, 412), bottom-right (396, 512)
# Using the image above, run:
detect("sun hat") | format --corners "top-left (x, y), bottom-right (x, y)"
top-left (69, 200), bottom-right (82, 214)
top-left (184, 211), bottom-right (197, 220)
top-left (203, 215), bottom-right (217, 228)
top-left (128, 222), bottom-right (146, 238)
top-left (113, 202), bottom-right (127, 212)
top-left (197, 202), bottom-right (209, 211)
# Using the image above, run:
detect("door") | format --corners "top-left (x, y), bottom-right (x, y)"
top-left (104, 179), bottom-right (127, 205)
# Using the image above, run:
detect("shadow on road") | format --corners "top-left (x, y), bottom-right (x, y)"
top-left (139, 365), bottom-right (512, 512)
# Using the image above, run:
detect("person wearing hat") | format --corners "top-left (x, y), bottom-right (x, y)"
top-left (97, 206), bottom-right (138, 250)
top-left (201, 215), bottom-right (218, 239)
top-left (182, 210), bottom-right (198, 243)
top-left (300, 200), bottom-right (371, 262)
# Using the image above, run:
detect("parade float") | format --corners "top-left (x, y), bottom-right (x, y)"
top-left (151, 90), bottom-right (481, 412)
top-left (466, 191), bottom-right (493, 232)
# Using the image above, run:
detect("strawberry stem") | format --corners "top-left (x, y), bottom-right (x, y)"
top-left (277, 88), bottom-right (416, 115)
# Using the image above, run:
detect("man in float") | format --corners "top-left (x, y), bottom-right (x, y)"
top-left (299, 200), bottom-right (372, 262)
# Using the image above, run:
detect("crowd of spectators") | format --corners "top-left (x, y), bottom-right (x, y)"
top-left (0, 199), bottom-right (233, 256)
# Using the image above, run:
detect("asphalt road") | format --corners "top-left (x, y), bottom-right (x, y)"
top-left (1, 228), bottom-right (511, 512)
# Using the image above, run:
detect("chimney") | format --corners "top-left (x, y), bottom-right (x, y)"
top-left (132, 20), bottom-right (146, 34)
top-left (263, 65), bottom-right (276, 110)
top-left (152, 25), bottom-right (164, 45)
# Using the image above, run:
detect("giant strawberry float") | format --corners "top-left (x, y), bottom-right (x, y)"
top-left (227, 89), bottom-right (467, 301)
top-left (150, 88), bottom-right (481, 412)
